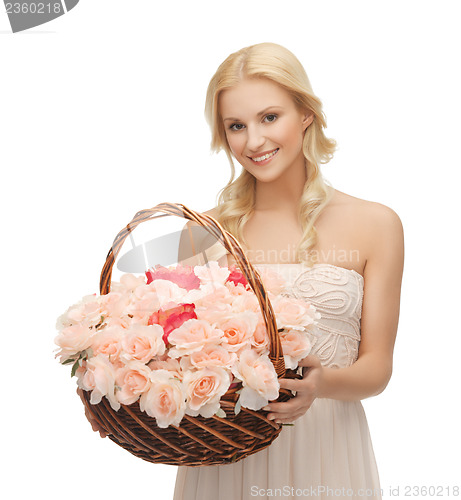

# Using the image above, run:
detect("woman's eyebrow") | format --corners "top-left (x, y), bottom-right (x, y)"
top-left (223, 106), bottom-right (284, 122)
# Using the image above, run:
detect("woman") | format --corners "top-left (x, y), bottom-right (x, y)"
top-left (173, 42), bottom-right (404, 499)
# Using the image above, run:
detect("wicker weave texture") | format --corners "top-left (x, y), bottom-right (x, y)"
top-left (81, 202), bottom-right (301, 466)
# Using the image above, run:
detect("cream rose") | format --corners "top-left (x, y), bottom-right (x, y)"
top-left (194, 302), bottom-right (232, 326)
top-left (195, 282), bottom-right (234, 307)
top-left (272, 295), bottom-right (319, 330)
top-left (110, 273), bottom-right (146, 295)
top-left (115, 360), bottom-right (152, 405)
top-left (57, 294), bottom-right (103, 329)
top-left (231, 349), bottom-right (280, 411)
top-left (194, 261), bottom-right (230, 284)
top-left (120, 323), bottom-right (166, 363)
top-left (78, 354), bottom-right (120, 411)
top-left (230, 292), bottom-right (261, 314)
top-left (168, 319), bottom-right (224, 358)
top-left (54, 324), bottom-right (95, 362)
top-left (91, 325), bottom-right (124, 362)
top-left (250, 319), bottom-right (271, 354)
top-left (148, 358), bottom-right (183, 380)
top-left (139, 369), bottom-right (186, 428)
top-left (125, 291), bottom-right (161, 324)
top-left (279, 329), bottom-right (312, 369)
top-left (183, 366), bottom-right (231, 418)
top-left (180, 343), bottom-right (238, 371)
top-left (219, 311), bottom-right (259, 353)
top-left (256, 267), bottom-right (287, 295)
top-left (99, 291), bottom-right (131, 319)
top-left (146, 279), bottom-right (187, 308)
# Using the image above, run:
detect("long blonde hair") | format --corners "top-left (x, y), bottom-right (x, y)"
top-left (204, 42), bottom-right (337, 263)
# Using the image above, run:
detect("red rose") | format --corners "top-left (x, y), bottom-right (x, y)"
top-left (148, 303), bottom-right (197, 344)
top-left (226, 265), bottom-right (250, 289)
top-left (145, 263), bottom-right (201, 291)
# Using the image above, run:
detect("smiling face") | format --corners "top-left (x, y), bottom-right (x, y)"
top-left (219, 78), bottom-right (313, 183)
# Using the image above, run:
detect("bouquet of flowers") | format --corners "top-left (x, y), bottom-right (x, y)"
top-left (54, 261), bottom-right (320, 429)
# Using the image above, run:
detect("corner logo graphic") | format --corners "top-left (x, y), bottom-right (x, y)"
top-left (4, 0), bottom-right (79, 32)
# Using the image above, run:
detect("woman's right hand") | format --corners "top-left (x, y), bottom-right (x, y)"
top-left (76, 387), bottom-right (109, 438)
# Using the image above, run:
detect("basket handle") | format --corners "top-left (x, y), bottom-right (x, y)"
top-left (99, 202), bottom-right (286, 378)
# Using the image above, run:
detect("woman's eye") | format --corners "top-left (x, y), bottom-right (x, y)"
top-left (228, 114), bottom-right (277, 131)
top-left (264, 114), bottom-right (278, 123)
top-left (229, 123), bottom-right (244, 131)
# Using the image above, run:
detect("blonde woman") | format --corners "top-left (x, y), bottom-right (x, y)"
top-left (174, 42), bottom-right (404, 499)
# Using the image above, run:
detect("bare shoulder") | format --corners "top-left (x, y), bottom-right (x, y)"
top-left (202, 207), bottom-right (220, 218)
top-left (184, 207), bottom-right (219, 224)
top-left (331, 189), bottom-right (403, 235)
top-left (326, 189), bottom-right (404, 274)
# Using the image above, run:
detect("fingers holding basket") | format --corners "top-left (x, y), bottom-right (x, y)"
top-left (262, 355), bottom-right (324, 424)
top-left (76, 387), bottom-right (109, 439)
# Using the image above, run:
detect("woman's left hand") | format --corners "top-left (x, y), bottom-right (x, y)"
top-left (262, 354), bottom-right (324, 424)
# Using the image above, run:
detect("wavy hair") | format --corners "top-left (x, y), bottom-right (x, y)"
top-left (204, 42), bottom-right (337, 263)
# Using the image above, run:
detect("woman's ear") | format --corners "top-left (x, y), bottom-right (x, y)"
top-left (302, 111), bottom-right (315, 131)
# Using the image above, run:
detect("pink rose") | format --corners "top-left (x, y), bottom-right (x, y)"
top-left (148, 358), bottom-right (183, 380)
top-left (279, 329), bottom-right (312, 369)
top-left (225, 266), bottom-right (249, 289)
top-left (103, 315), bottom-right (132, 330)
top-left (167, 319), bottom-right (224, 358)
top-left (58, 294), bottom-right (103, 329)
top-left (115, 360), bottom-right (152, 405)
top-left (145, 279), bottom-right (187, 308)
top-left (125, 291), bottom-right (161, 324)
top-left (255, 267), bottom-right (287, 295)
top-left (99, 291), bottom-right (131, 319)
top-left (91, 325), bottom-right (124, 362)
top-left (272, 295), bottom-right (318, 330)
top-left (194, 261), bottom-right (230, 284)
top-left (78, 354), bottom-right (120, 411)
top-left (146, 263), bottom-right (200, 291)
top-left (139, 369), bottom-right (186, 428)
top-left (250, 319), bottom-right (271, 354)
top-left (195, 282), bottom-right (233, 306)
top-left (194, 302), bottom-right (232, 326)
top-left (230, 292), bottom-right (261, 314)
top-left (110, 273), bottom-right (147, 294)
top-left (219, 312), bottom-right (259, 353)
top-left (54, 324), bottom-right (95, 362)
top-left (180, 343), bottom-right (238, 371)
top-left (121, 324), bottom-right (165, 363)
top-left (183, 366), bottom-right (231, 418)
top-left (225, 281), bottom-right (250, 299)
top-left (231, 349), bottom-right (280, 411)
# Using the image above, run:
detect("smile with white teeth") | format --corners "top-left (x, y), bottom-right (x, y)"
top-left (250, 148), bottom-right (279, 162)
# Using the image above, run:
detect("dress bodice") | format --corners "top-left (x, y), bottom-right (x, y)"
top-left (254, 263), bottom-right (364, 369)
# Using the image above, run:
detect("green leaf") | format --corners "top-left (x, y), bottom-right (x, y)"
top-left (71, 358), bottom-right (80, 378)
top-left (62, 358), bottom-right (75, 365)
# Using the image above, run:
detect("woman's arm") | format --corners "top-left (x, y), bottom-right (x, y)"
top-left (318, 204), bottom-right (405, 400)
top-left (264, 204), bottom-right (404, 423)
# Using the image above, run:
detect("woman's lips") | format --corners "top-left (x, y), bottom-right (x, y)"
top-left (249, 148), bottom-right (279, 165)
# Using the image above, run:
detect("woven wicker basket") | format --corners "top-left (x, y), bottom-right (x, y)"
top-left (80, 202), bottom-right (302, 466)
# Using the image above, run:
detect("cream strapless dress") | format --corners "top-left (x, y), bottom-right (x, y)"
top-left (173, 262), bottom-right (381, 500)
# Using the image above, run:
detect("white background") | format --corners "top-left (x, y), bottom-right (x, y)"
top-left (1, 1), bottom-right (460, 499)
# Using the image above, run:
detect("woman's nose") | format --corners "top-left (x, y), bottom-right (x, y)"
top-left (246, 124), bottom-right (266, 152)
